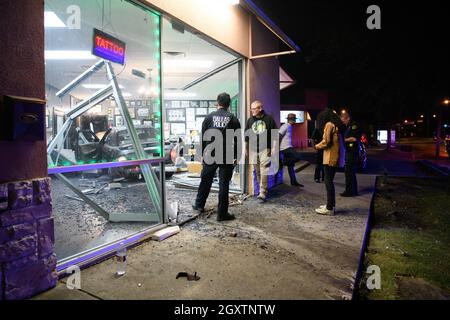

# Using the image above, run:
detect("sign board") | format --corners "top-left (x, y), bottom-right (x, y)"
top-left (377, 130), bottom-right (388, 144)
top-left (280, 110), bottom-right (305, 124)
top-left (92, 29), bottom-right (126, 65)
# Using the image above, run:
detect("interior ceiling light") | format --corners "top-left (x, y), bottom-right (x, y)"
top-left (164, 92), bottom-right (197, 98)
top-left (45, 50), bottom-right (97, 60)
top-left (44, 11), bottom-right (66, 28)
top-left (163, 51), bottom-right (186, 57)
top-left (163, 60), bottom-right (214, 69)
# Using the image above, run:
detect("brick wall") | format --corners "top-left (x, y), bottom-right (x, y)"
top-left (0, 178), bottom-right (57, 300)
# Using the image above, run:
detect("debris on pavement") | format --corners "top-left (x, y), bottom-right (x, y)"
top-left (108, 183), bottom-right (123, 190)
top-left (151, 226), bottom-right (181, 241)
top-left (176, 272), bottom-right (201, 281)
top-left (64, 195), bottom-right (85, 202)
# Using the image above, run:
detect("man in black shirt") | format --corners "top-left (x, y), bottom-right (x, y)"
top-left (193, 93), bottom-right (241, 221)
top-left (245, 100), bottom-right (278, 202)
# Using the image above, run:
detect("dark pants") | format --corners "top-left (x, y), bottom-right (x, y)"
top-left (315, 149), bottom-right (325, 181)
top-left (345, 153), bottom-right (358, 195)
top-left (324, 165), bottom-right (337, 210)
top-left (195, 164), bottom-right (234, 217)
top-left (280, 148), bottom-right (302, 184)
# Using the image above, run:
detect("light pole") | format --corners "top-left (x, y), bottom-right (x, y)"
top-left (435, 99), bottom-right (450, 158)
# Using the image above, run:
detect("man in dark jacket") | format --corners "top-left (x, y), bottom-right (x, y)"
top-left (340, 111), bottom-right (361, 197)
top-left (193, 93), bottom-right (241, 221)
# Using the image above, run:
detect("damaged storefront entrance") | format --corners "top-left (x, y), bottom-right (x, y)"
top-left (45, 0), bottom-right (245, 269)
top-left (45, 0), bottom-right (166, 266)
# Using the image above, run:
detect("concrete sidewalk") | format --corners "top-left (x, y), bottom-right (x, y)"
top-left (35, 166), bottom-right (375, 300)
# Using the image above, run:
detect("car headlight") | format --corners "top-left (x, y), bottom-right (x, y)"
top-left (118, 156), bottom-right (128, 162)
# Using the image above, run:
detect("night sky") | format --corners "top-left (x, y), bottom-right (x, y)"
top-left (254, 0), bottom-right (449, 127)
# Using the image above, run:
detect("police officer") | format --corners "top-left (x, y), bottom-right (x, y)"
top-left (340, 111), bottom-right (361, 197)
top-left (192, 93), bottom-right (241, 221)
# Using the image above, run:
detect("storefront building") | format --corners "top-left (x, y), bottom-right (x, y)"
top-left (0, 0), bottom-right (299, 299)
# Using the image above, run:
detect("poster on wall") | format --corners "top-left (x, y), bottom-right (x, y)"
top-left (200, 101), bottom-right (209, 108)
top-left (164, 123), bottom-right (170, 137)
top-left (143, 120), bottom-right (153, 127)
top-left (166, 109), bottom-right (186, 122)
top-left (190, 101), bottom-right (199, 108)
top-left (196, 117), bottom-right (205, 132)
top-left (181, 101), bottom-right (190, 108)
top-left (171, 123), bottom-right (186, 136)
top-left (196, 108), bottom-right (208, 116)
top-left (128, 108), bottom-right (136, 118)
top-left (186, 108), bottom-right (196, 122)
top-left (171, 101), bottom-right (181, 108)
top-left (137, 108), bottom-right (149, 117)
top-left (186, 122), bottom-right (196, 130)
top-left (115, 116), bottom-right (124, 127)
top-left (133, 119), bottom-right (142, 126)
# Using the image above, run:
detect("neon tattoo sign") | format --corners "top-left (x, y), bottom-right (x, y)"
top-left (92, 29), bottom-right (126, 65)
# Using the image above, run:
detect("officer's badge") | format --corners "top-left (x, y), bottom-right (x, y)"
top-left (352, 125), bottom-right (358, 130)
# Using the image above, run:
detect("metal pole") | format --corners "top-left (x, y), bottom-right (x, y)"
top-left (105, 62), bottom-right (162, 217)
top-left (56, 60), bottom-right (106, 98)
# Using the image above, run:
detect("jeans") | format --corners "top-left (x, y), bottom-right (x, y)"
top-left (195, 164), bottom-right (235, 217)
top-left (324, 165), bottom-right (337, 210)
top-left (280, 148), bottom-right (302, 184)
top-left (315, 149), bottom-right (325, 181)
top-left (345, 153), bottom-right (358, 195)
top-left (250, 149), bottom-right (271, 199)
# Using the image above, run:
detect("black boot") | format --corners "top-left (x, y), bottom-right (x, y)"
top-left (217, 213), bottom-right (236, 222)
top-left (192, 204), bottom-right (205, 213)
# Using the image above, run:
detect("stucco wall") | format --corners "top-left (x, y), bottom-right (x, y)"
top-left (247, 16), bottom-right (281, 195)
top-left (0, 0), bottom-right (47, 184)
top-left (146, 0), bottom-right (250, 57)
top-left (248, 16), bottom-right (280, 125)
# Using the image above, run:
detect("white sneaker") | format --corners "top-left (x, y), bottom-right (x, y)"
top-left (315, 206), bottom-right (335, 216)
top-left (319, 205), bottom-right (327, 209)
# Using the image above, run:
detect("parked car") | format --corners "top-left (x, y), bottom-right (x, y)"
top-left (75, 125), bottom-right (176, 180)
